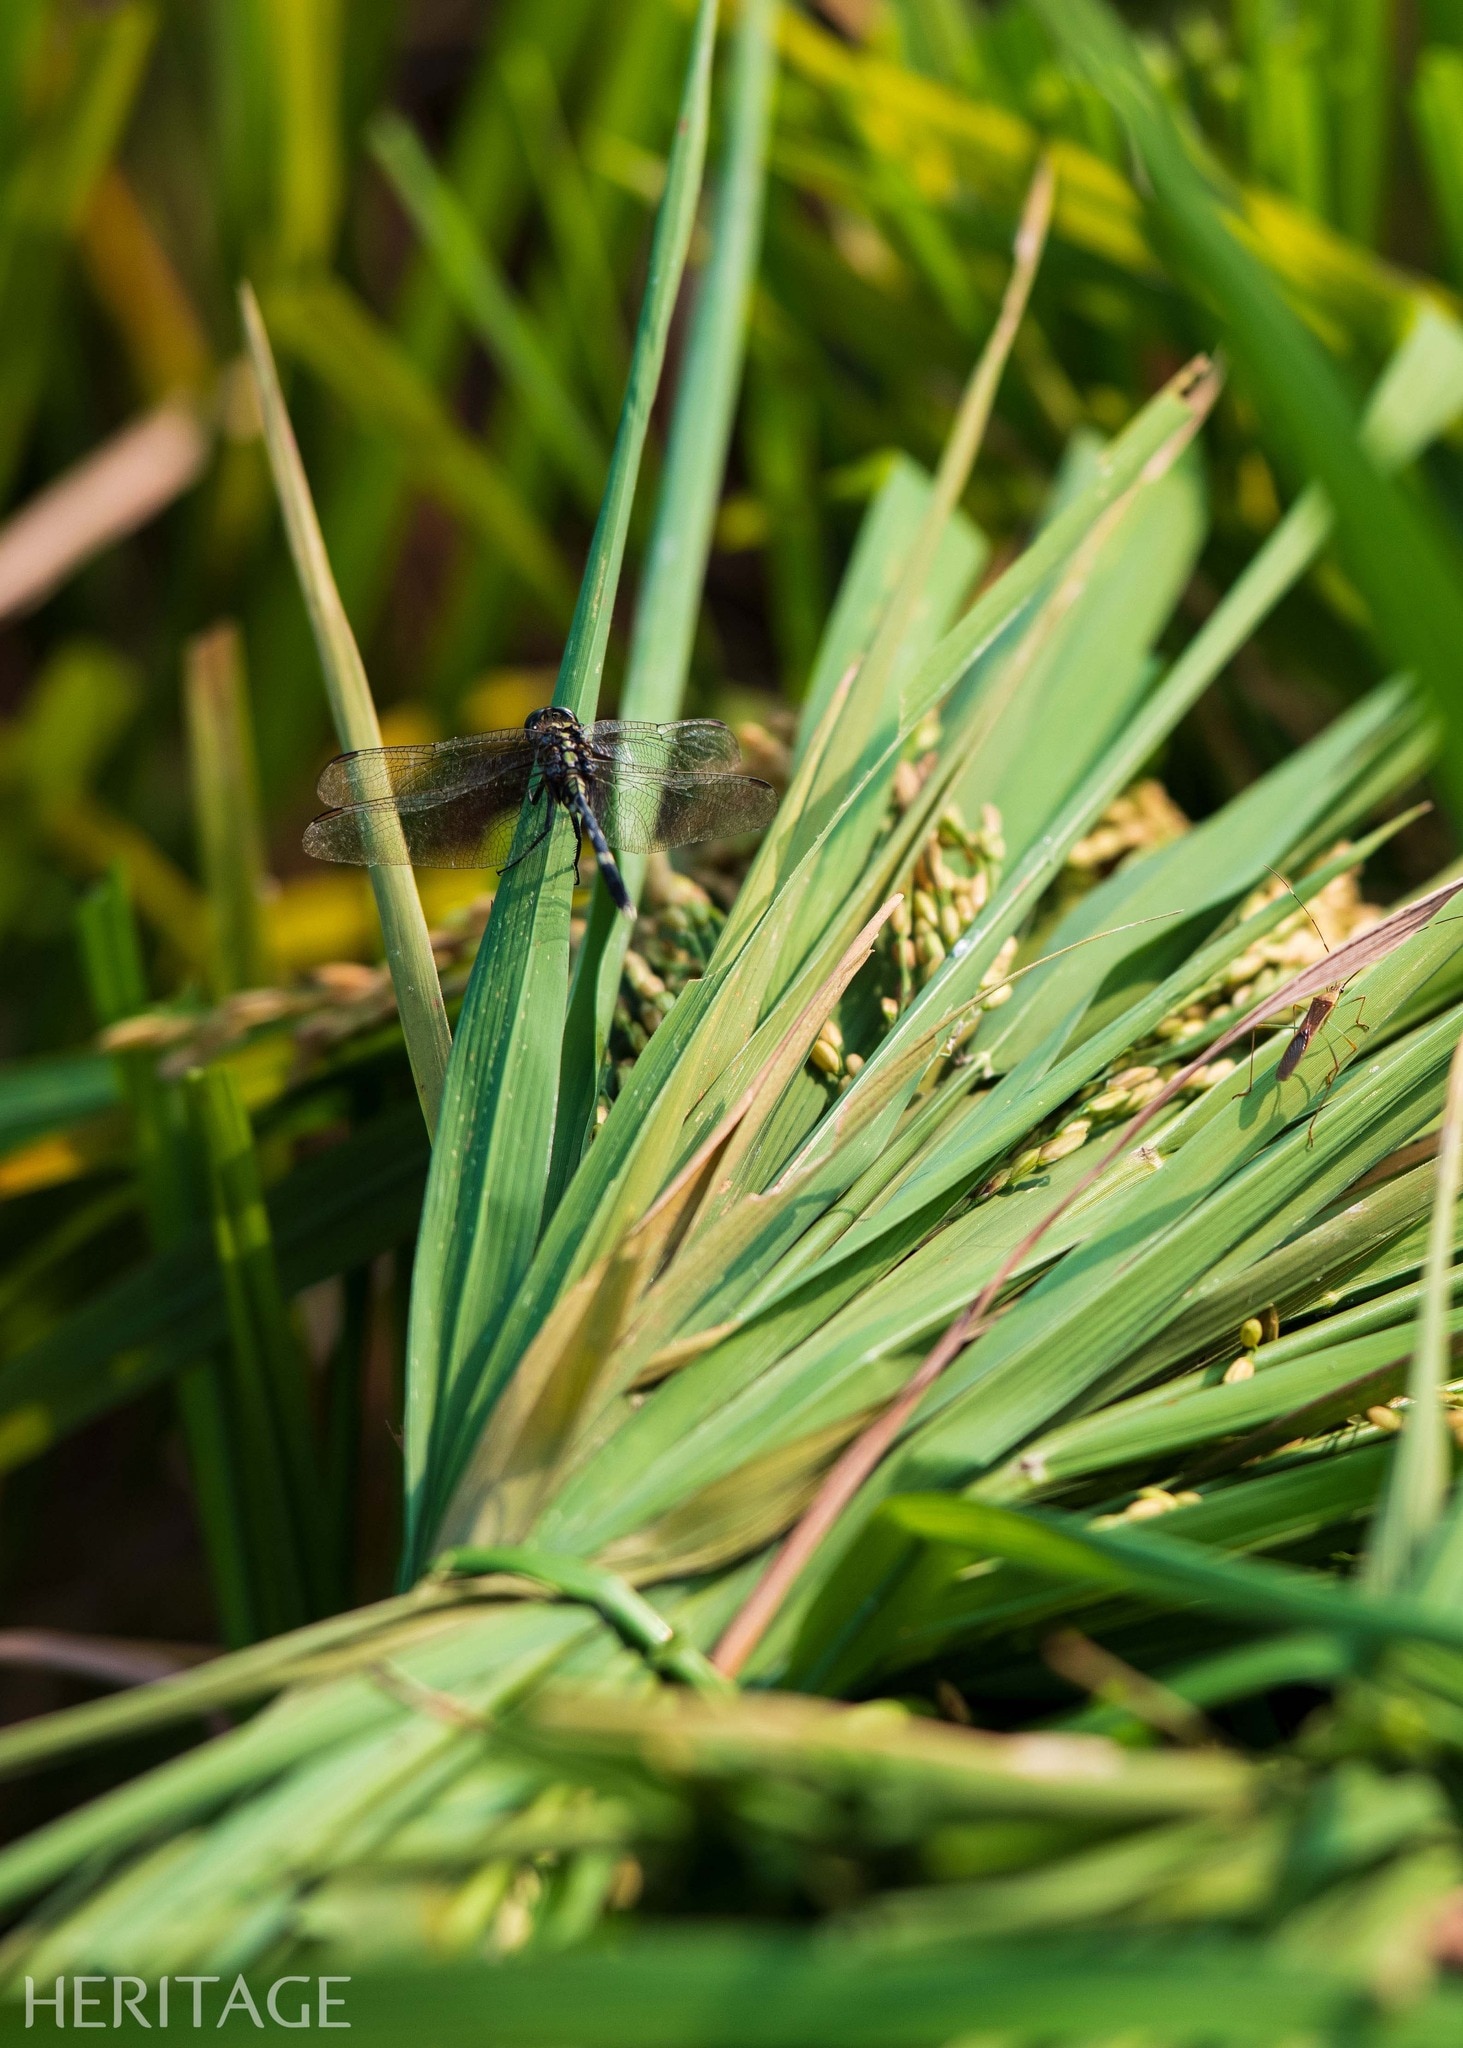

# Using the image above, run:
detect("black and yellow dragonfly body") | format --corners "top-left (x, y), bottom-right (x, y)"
top-left (304, 706), bottom-right (776, 916)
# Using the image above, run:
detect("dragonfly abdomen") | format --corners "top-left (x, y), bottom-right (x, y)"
top-left (565, 782), bottom-right (634, 915)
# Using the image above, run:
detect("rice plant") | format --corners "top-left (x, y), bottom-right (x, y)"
top-left (10, 1), bottom-right (1463, 2040)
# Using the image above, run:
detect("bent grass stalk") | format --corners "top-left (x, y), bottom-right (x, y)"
top-left (239, 284), bottom-right (451, 1137)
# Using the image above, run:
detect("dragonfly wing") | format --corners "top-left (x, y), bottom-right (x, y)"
top-left (304, 781), bottom-right (529, 869)
top-left (585, 719), bottom-right (743, 774)
top-left (316, 731), bottom-right (530, 808)
top-left (582, 765), bottom-right (777, 853)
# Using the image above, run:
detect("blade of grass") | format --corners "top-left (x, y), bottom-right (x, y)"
top-left (260, 0), bottom-right (341, 271)
top-left (1413, 47), bottom-right (1463, 288)
top-left (745, 336), bottom-right (827, 690)
top-left (403, 0), bottom-right (723, 1575)
top-left (1329, 0), bottom-right (1394, 245)
top-left (550, 0), bottom-right (778, 1204)
top-left (368, 111), bottom-right (608, 514)
top-left (800, 1441), bottom-right (1394, 1697)
top-left (78, 166), bottom-right (214, 402)
top-left (187, 1065), bottom-right (324, 1633)
top-left (881, 1494), bottom-right (1463, 1661)
top-left (976, 1323), bottom-right (1427, 1507)
top-left (433, 1546), bottom-right (731, 1693)
top-left (183, 622), bottom-right (272, 999)
top-left (240, 282), bottom-right (451, 1137)
top-left (1364, 1025), bottom-right (1463, 1592)
top-left (0, 1), bottom-right (156, 497)
top-left (197, 1933), bottom-right (1430, 2047)
top-left (1037, 0), bottom-right (1463, 817)
top-left (76, 870), bottom-right (254, 1650)
top-left (258, 273), bottom-right (575, 624)
top-left (0, 1104), bottom-right (428, 1476)
top-left (791, 455), bottom-right (985, 774)
top-left (529, 1685), bottom-right (1252, 1818)
top-left (500, 38), bottom-right (630, 429)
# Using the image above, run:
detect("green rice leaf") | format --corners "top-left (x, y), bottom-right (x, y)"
top-left (368, 111), bottom-right (608, 514)
top-left (241, 284), bottom-right (452, 1136)
top-left (1363, 1031), bottom-right (1463, 1592)
top-left (257, 274), bottom-right (575, 623)
top-left (878, 1493), bottom-right (1463, 1659)
top-left (551, 0), bottom-right (778, 1204)
top-left (402, 0), bottom-right (722, 1573)
top-left (1037, 0), bottom-right (1463, 814)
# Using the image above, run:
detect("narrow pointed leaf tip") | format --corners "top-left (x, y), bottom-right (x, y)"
top-left (238, 283), bottom-right (450, 1135)
top-left (401, 0), bottom-right (723, 1574)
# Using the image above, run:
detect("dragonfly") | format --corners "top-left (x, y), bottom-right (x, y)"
top-left (303, 706), bottom-right (778, 916)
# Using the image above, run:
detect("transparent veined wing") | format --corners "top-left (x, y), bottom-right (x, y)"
top-left (582, 763), bottom-right (777, 852)
top-left (316, 731), bottom-right (532, 808)
top-left (583, 719), bottom-right (744, 775)
top-left (303, 768), bottom-right (533, 869)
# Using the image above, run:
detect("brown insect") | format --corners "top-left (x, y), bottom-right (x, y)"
top-left (1275, 984), bottom-right (1366, 1085)
top-left (1242, 868), bottom-right (1369, 1118)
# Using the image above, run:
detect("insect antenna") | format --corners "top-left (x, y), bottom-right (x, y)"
top-left (1258, 858), bottom-right (1335, 958)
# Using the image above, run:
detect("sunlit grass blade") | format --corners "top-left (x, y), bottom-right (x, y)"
top-left (258, 274), bottom-right (575, 624)
top-left (78, 165), bottom-right (214, 401)
top-left (550, 0), bottom-right (778, 1203)
top-left (402, 0), bottom-right (723, 1574)
top-left (240, 282), bottom-right (451, 1136)
top-left (1037, 0), bottom-right (1463, 815)
top-left (878, 1493), bottom-right (1463, 1660)
top-left (1364, 1027), bottom-right (1463, 1593)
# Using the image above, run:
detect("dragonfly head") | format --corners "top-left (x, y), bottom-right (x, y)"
top-left (524, 705), bottom-right (578, 736)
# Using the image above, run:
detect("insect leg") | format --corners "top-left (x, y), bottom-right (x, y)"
top-left (1305, 1026), bottom-right (1351, 1148)
top-left (1338, 987), bottom-right (1370, 1038)
top-left (496, 787), bottom-right (556, 876)
top-left (1237, 1030), bottom-right (1258, 1099)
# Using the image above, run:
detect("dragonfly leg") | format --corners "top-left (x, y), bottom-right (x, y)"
top-left (496, 788), bottom-right (555, 877)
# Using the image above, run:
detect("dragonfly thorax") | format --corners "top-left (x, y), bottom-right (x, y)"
top-left (523, 705), bottom-right (592, 792)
